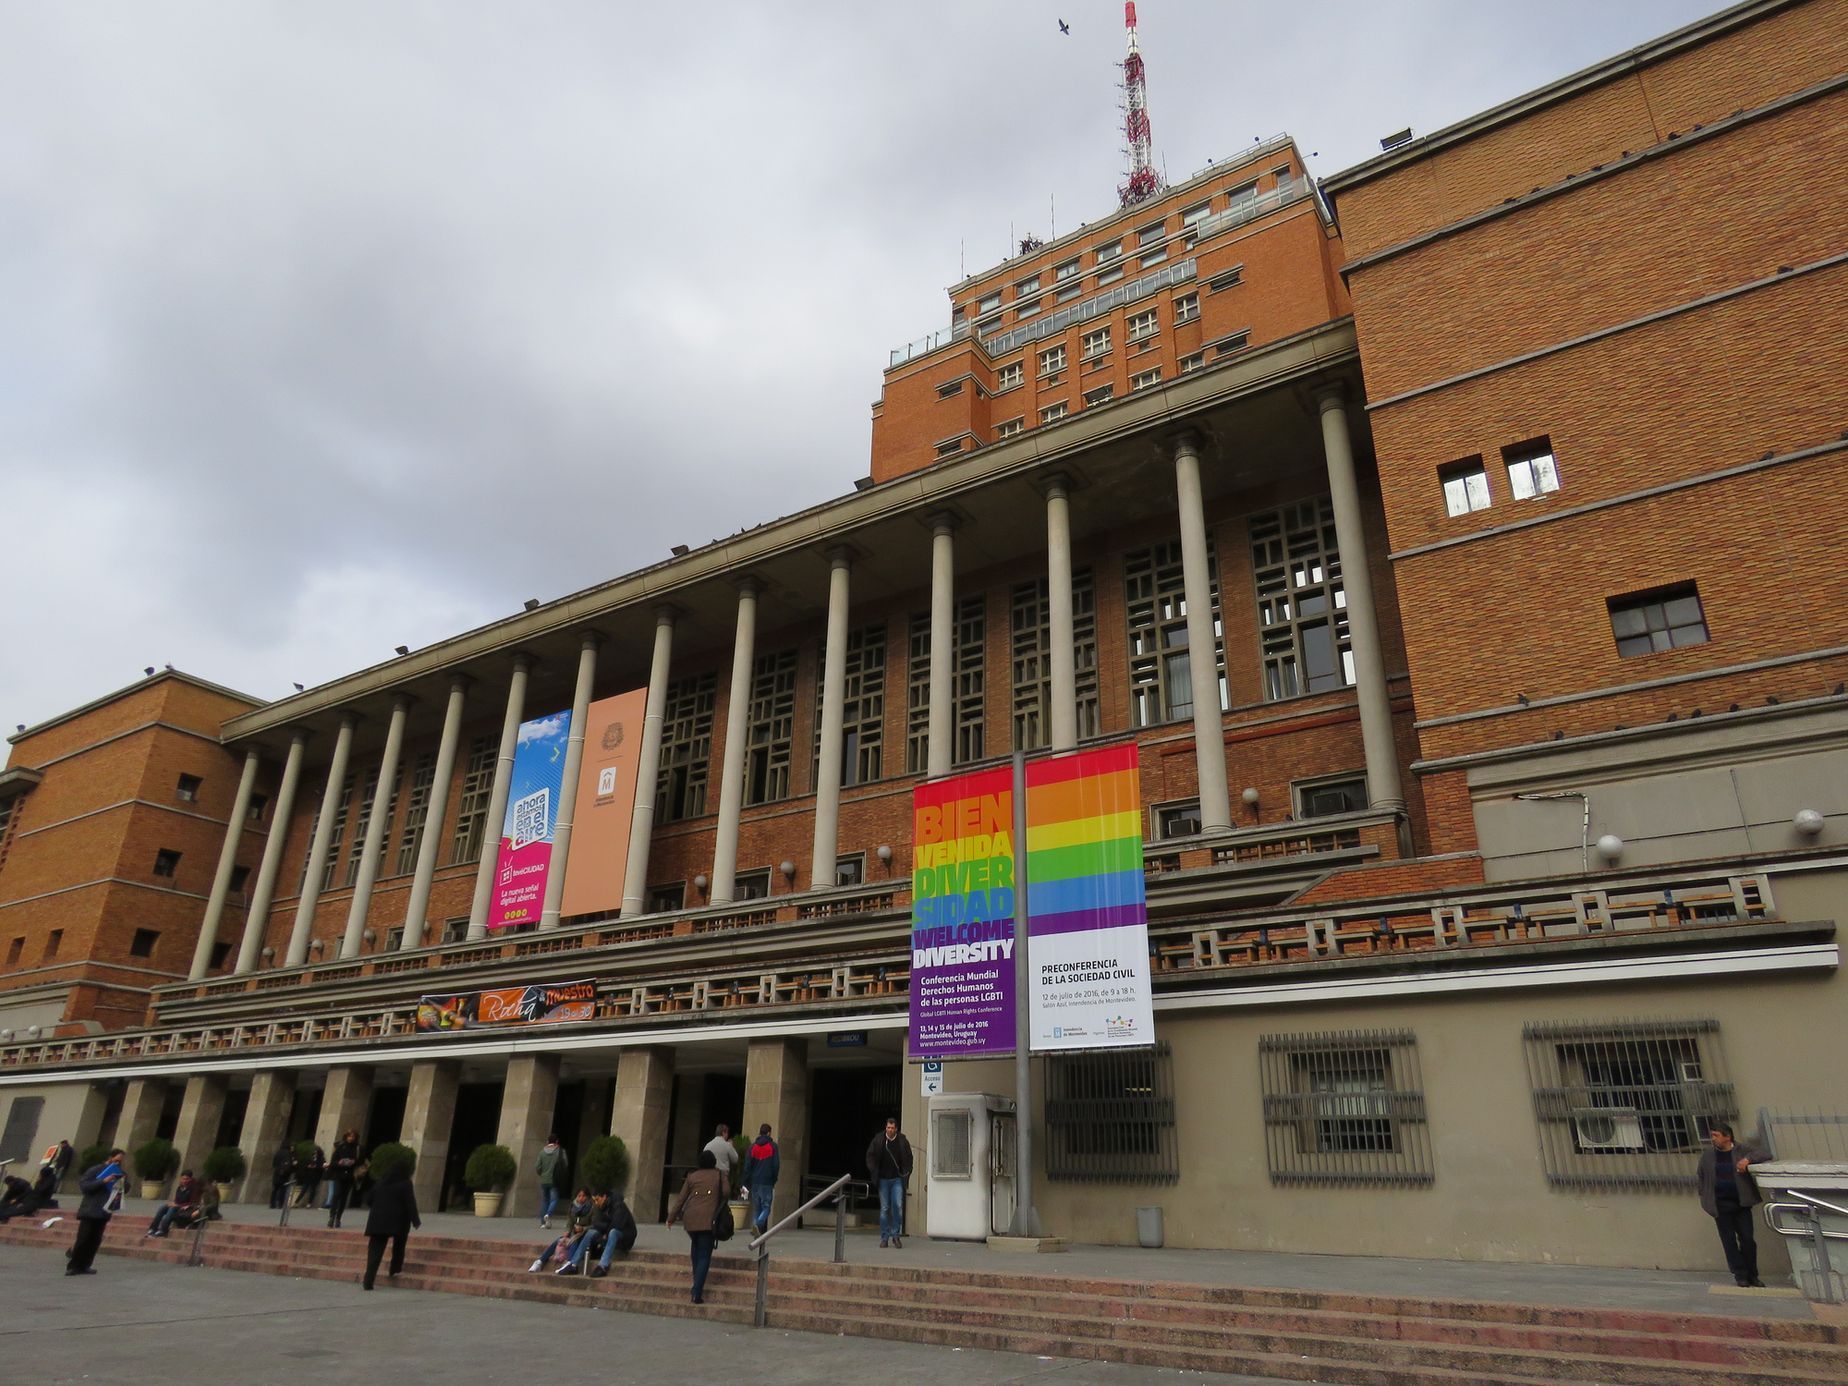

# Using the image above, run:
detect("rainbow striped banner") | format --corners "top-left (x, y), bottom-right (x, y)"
top-left (1024, 742), bottom-right (1153, 1050)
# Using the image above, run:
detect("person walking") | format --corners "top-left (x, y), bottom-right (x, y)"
top-left (534, 1135), bottom-right (569, 1229)
top-left (65, 1149), bottom-right (126, 1276)
top-left (702, 1123), bottom-right (738, 1186)
top-left (1697, 1122), bottom-right (1767, 1287)
top-left (665, 1150), bottom-right (727, 1304)
top-left (865, 1116), bottom-right (913, 1249)
top-left (295, 1144), bottom-right (325, 1209)
top-left (741, 1124), bottom-right (780, 1235)
top-left (326, 1129), bottom-right (361, 1229)
top-left (361, 1162), bottom-right (421, 1290)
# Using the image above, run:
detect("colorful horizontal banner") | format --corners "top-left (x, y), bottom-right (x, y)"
top-left (415, 979), bottom-right (597, 1032)
top-left (488, 709), bottom-right (571, 930)
top-left (1025, 743), bottom-right (1153, 1052)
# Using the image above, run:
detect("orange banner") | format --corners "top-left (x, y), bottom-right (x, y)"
top-left (559, 688), bottom-right (649, 918)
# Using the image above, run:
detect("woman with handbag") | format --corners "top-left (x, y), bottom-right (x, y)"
top-left (664, 1149), bottom-right (728, 1304)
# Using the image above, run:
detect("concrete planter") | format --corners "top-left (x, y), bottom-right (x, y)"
top-left (472, 1192), bottom-right (504, 1218)
top-left (214, 1183), bottom-right (235, 1204)
top-left (139, 1181), bottom-right (165, 1200)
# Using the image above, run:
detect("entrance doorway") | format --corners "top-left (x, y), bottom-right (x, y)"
top-left (440, 1082), bottom-right (504, 1213)
top-left (808, 1065), bottom-right (900, 1207)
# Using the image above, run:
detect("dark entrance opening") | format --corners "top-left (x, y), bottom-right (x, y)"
top-left (657, 1073), bottom-right (744, 1220)
top-left (441, 1082), bottom-right (503, 1213)
top-left (552, 1080), bottom-right (584, 1178)
top-left (808, 1065), bottom-right (901, 1211)
top-left (367, 1086), bottom-right (407, 1146)
top-left (287, 1087), bottom-right (324, 1145)
top-left (213, 1088), bottom-right (250, 1151)
top-left (155, 1084), bottom-right (184, 1142)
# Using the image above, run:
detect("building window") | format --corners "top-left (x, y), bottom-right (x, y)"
top-left (906, 613), bottom-right (931, 774)
top-left (1179, 352), bottom-right (1205, 374)
top-left (450, 736), bottom-right (496, 865)
top-left (1250, 499), bottom-right (1354, 701)
top-left (1440, 456), bottom-right (1491, 516)
top-left (1208, 266), bottom-right (1244, 292)
top-left (4, 938), bottom-right (21, 967)
top-left (1010, 572), bottom-right (1099, 751)
top-left (977, 291), bottom-right (1001, 315)
top-left (228, 865), bottom-right (251, 898)
top-left (1096, 265), bottom-right (1124, 287)
top-left (936, 380), bottom-right (963, 399)
top-left (955, 596), bottom-right (986, 765)
top-left (1038, 345), bottom-right (1065, 377)
top-left (345, 767), bottom-right (399, 887)
top-left (835, 854), bottom-right (865, 887)
top-left (1016, 297), bottom-right (1042, 320)
top-left (1505, 436), bottom-right (1560, 499)
top-left (935, 439), bottom-right (963, 459)
top-left (1155, 800), bottom-right (1201, 839)
top-left (130, 928), bottom-right (160, 958)
top-left (1127, 309), bottom-right (1159, 343)
top-left (1130, 368), bottom-right (1162, 392)
top-left (247, 793), bottom-right (268, 824)
top-left (1180, 200), bottom-right (1211, 226)
top-left (1046, 1042), bottom-right (1178, 1183)
top-left (1055, 283), bottom-right (1082, 304)
top-left (152, 848), bottom-right (182, 878)
top-left (1523, 1017), bottom-right (1736, 1190)
top-left (1093, 239), bottom-right (1122, 264)
top-left (1054, 257), bottom-right (1080, 282)
top-left (1125, 540), bottom-right (1225, 727)
top-left (1083, 385), bottom-right (1114, 407)
top-left (384, 926), bottom-right (405, 951)
top-left (734, 868), bottom-right (772, 902)
top-left (1173, 292), bottom-right (1199, 324)
top-left (44, 928), bottom-right (63, 960)
top-left (1039, 402), bottom-right (1068, 424)
top-left (395, 752), bottom-right (437, 876)
top-left (656, 672), bottom-right (717, 822)
top-left (814, 622), bottom-right (886, 788)
top-left (1137, 221), bottom-right (1165, 247)
top-left (440, 917), bottom-right (468, 944)
top-left (646, 882), bottom-right (686, 913)
top-left (1259, 1031), bottom-right (1433, 1185)
top-left (995, 417), bottom-right (1024, 440)
top-left (995, 361), bottom-right (1023, 391)
top-left (1227, 179), bottom-right (1259, 211)
top-left (1211, 331), bottom-right (1250, 357)
top-left (299, 773), bottom-right (354, 891)
top-left (1295, 773), bottom-right (1368, 818)
top-left (1081, 327), bottom-right (1110, 360)
top-left (175, 774), bottom-right (202, 803)
top-left (209, 941), bottom-right (232, 970)
top-left (1014, 274), bottom-right (1041, 297)
top-left (745, 648), bottom-right (798, 806)
top-left (1609, 584), bottom-right (1709, 659)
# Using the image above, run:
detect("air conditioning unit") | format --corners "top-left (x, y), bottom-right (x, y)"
top-left (1574, 1108), bottom-right (1647, 1151)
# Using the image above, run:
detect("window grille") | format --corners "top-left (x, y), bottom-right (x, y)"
top-left (449, 737), bottom-right (496, 864)
top-left (655, 673), bottom-right (716, 822)
top-left (906, 614), bottom-right (931, 774)
top-left (1249, 499), bottom-right (1353, 701)
top-left (1523, 1017), bottom-right (1736, 1191)
top-left (1125, 540), bottom-right (1224, 727)
top-left (345, 767), bottom-right (399, 887)
top-left (395, 752), bottom-right (436, 876)
top-left (300, 774), bottom-right (354, 891)
top-left (745, 649), bottom-right (798, 805)
top-left (813, 623), bottom-right (886, 788)
top-left (1045, 1042), bottom-right (1178, 1183)
top-left (954, 596), bottom-right (986, 765)
top-left (1010, 573), bottom-right (1098, 750)
top-left (1260, 1030), bottom-right (1432, 1185)
top-left (933, 1108), bottom-right (973, 1178)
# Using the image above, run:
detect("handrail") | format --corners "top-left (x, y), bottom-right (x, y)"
top-left (1764, 1193), bottom-right (1846, 1305)
top-left (747, 1170), bottom-right (854, 1327)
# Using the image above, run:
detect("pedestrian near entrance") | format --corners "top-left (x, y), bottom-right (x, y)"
top-left (702, 1123), bottom-right (738, 1185)
top-left (327, 1129), bottom-right (361, 1229)
top-left (535, 1135), bottom-right (568, 1228)
top-left (65, 1149), bottom-right (126, 1276)
top-left (666, 1149), bottom-right (728, 1304)
top-left (741, 1124), bottom-right (780, 1235)
top-left (1697, 1122), bottom-right (1766, 1287)
top-left (269, 1143), bottom-right (295, 1209)
top-left (865, 1117), bottom-right (913, 1249)
top-left (361, 1162), bottom-right (421, 1290)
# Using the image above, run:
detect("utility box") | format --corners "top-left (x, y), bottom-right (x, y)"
top-left (925, 1092), bottom-right (1017, 1240)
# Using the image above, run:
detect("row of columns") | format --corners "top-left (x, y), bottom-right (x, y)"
top-left (189, 388), bottom-right (1401, 977)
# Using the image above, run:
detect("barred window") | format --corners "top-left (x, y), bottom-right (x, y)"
top-left (813, 623), bottom-right (886, 788)
top-left (1010, 573), bottom-right (1098, 750)
top-left (906, 614), bottom-right (931, 774)
top-left (300, 774), bottom-right (354, 892)
top-left (954, 596), bottom-right (986, 765)
top-left (1250, 499), bottom-right (1354, 701)
top-left (656, 673), bottom-right (716, 823)
top-left (449, 737), bottom-right (496, 865)
top-left (1523, 1018), bottom-right (1736, 1191)
top-left (344, 767), bottom-right (399, 887)
top-left (1125, 540), bottom-right (1225, 727)
top-left (394, 752), bottom-right (437, 876)
top-left (1260, 1031), bottom-right (1432, 1185)
top-left (745, 649), bottom-right (798, 805)
top-left (1045, 1043), bottom-right (1178, 1183)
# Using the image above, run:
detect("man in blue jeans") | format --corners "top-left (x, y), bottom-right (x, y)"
top-left (864, 1116), bottom-right (913, 1249)
top-left (741, 1124), bottom-right (780, 1235)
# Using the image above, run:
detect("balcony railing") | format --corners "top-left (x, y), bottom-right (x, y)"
top-left (1191, 175), bottom-right (1312, 244)
top-left (889, 320), bottom-right (972, 369)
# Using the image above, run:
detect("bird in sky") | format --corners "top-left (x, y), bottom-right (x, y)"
top-left (1058, 19), bottom-right (1070, 35)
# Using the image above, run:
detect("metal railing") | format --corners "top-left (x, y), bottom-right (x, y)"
top-left (1764, 1191), bottom-right (1847, 1303)
top-left (1190, 175), bottom-right (1312, 243)
top-left (889, 321), bottom-right (972, 369)
top-left (746, 1171), bottom-right (854, 1327)
top-left (980, 259), bottom-right (1197, 357)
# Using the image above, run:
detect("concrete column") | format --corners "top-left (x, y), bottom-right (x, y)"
top-left (1173, 434), bottom-right (1232, 833)
top-left (495, 1054), bottom-right (560, 1218)
top-left (743, 1037), bottom-right (809, 1225)
top-left (539, 634), bottom-right (601, 929)
top-left (468, 655), bottom-right (533, 940)
top-left (239, 730), bottom-right (306, 974)
top-left (709, 581), bottom-right (759, 905)
top-left (342, 696), bottom-right (412, 959)
top-left (236, 1069), bottom-right (296, 1204)
top-left (287, 714), bottom-right (358, 967)
top-left (811, 550), bottom-right (853, 887)
top-left (1044, 477), bottom-right (1079, 751)
top-left (189, 748), bottom-right (262, 980)
top-left (170, 1073), bottom-right (228, 1182)
top-left (115, 1077), bottom-right (167, 1157)
top-left (927, 518), bottom-right (956, 777)
top-left (621, 610), bottom-right (676, 914)
top-left (402, 1059), bottom-right (460, 1213)
top-left (611, 1047), bottom-right (675, 1217)
top-left (1317, 387), bottom-right (1407, 815)
top-left (315, 1065), bottom-right (375, 1154)
top-left (402, 676), bottom-right (470, 950)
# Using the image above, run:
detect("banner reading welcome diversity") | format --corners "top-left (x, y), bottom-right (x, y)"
top-left (415, 978), bottom-right (597, 1032)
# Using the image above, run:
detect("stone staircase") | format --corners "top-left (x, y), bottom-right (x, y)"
top-left (4, 1218), bottom-right (1844, 1384)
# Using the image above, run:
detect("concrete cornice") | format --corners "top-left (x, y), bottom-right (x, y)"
top-left (8, 670), bottom-right (265, 746)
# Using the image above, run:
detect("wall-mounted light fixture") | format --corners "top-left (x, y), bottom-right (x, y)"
top-left (779, 860), bottom-right (797, 880)
top-left (1794, 808), bottom-right (1825, 837)
top-left (1595, 833), bottom-right (1625, 864)
top-left (693, 873), bottom-right (710, 893)
top-left (876, 844), bottom-right (893, 865)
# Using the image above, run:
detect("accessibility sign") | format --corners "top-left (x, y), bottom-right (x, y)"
top-left (921, 1060), bottom-right (944, 1096)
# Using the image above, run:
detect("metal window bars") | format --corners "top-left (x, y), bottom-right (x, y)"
top-left (1260, 1030), bottom-right (1433, 1185)
top-left (1044, 1042), bottom-right (1178, 1184)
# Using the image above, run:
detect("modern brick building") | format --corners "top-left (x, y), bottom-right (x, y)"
top-left (1, 0), bottom-right (1843, 1272)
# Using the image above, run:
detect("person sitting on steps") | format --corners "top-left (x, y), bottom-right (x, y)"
top-left (145, 1170), bottom-right (202, 1238)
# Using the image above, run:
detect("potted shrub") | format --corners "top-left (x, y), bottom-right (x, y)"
top-left (579, 1136), bottom-right (630, 1198)
top-left (133, 1137), bottom-right (178, 1200)
top-left (202, 1146), bottom-right (247, 1202)
top-left (77, 1143), bottom-right (113, 1181)
top-left (366, 1141), bottom-right (416, 1186)
top-left (464, 1143), bottom-right (517, 1217)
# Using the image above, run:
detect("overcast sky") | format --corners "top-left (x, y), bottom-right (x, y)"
top-left (1, 0), bottom-right (1718, 733)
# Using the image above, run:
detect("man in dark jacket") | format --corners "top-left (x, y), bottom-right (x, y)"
top-left (865, 1117), bottom-right (914, 1249)
top-left (589, 1192), bottom-right (639, 1275)
top-left (361, 1165), bottom-right (421, 1290)
top-left (65, 1149), bottom-right (126, 1276)
top-left (741, 1124), bottom-right (780, 1234)
top-left (0, 1164), bottom-right (61, 1220)
top-left (1697, 1122), bottom-right (1766, 1287)
top-left (269, 1143), bottom-right (295, 1209)
top-left (146, 1170), bottom-right (202, 1237)
top-left (326, 1129), bottom-right (361, 1228)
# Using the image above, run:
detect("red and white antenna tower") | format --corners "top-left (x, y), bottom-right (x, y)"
top-left (1118, 2), bottom-right (1161, 206)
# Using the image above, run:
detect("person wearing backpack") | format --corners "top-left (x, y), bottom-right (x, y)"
top-left (740, 1124), bottom-right (780, 1235)
top-left (665, 1150), bottom-right (728, 1304)
top-left (534, 1135), bottom-right (569, 1229)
